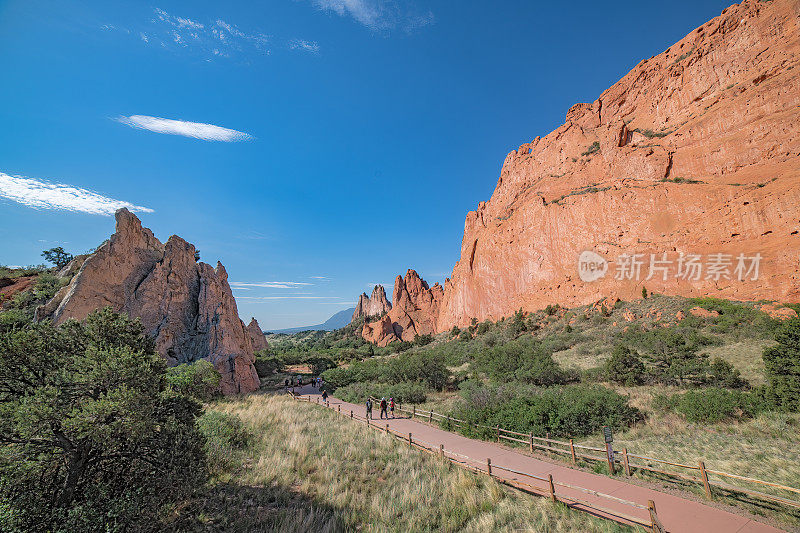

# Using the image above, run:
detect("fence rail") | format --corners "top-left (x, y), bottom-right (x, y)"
top-left (378, 398), bottom-right (800, 511)
top-left (292, 393), bottom-right (660, 531)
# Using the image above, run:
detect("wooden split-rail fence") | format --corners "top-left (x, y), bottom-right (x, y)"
top-left (381, 399), bottom-right (800, 512)
top-left (291, 394), bottom-right (667, 532)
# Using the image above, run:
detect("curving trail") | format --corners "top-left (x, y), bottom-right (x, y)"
top-left (294, 385), bottom-right (784, 533)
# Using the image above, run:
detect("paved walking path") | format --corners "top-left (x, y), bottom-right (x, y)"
top-left (294, 385), bottom-right (783, 533)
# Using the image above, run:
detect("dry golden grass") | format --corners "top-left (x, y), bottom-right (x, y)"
top-left (173, 394), bottom-right (638, 532)
top-left (581, 409), bottom-right (800, 527)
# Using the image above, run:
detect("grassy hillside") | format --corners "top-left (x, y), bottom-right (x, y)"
top-left (267, 294), bottom-right (800, 527)
top-left (168, 394), bottom-right (636, 532)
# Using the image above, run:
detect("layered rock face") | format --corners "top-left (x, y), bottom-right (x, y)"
top-left (434, 0), bottom-right (800, 330)
top-left (362, 270), bottom-right (443, 346)
top-left (246, 317), bottom-right (269, 353)
top-left (41, 209), bottom-right (260, 394)
top-left (352, 285), bottom-right (392, 321)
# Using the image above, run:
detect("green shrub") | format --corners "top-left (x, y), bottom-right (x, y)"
top-left (668, 388), bottom-right (766, 423)
top-left (459, 330), bottom-right (472, 341)
top-left (475, 337), bottom-right (573, 386)
top-left (688, 297), bottom-right (778, 338)
top-left (451, 383), bottom-right (640, 439)
top-left (165, 359), bottom-right (222, 401)
top-left (763, 318), bottom-right (800, 411)
top-left (197, 410), bottom-right (250, 475)
top-left (0, 307), bottom-right (207, 532)
top-left (581, 141), bottom-right (600, 156)
top-left (336, 381), bottom-right (428, 404)
top-left (604, 345), bottom-right (646, 385)
top-left (706, 357), bottom-right (746, 388)
top-left (320, 350), bottom-right (448, 392)
top-left (308, 356), bottom-right (337, 375)
top-left (253, 355), bottom-right (285, 377)
top-left (415, 333), bottom-right (434, 346)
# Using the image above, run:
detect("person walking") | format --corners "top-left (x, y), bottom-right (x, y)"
top-left (389, 397), bottom-right (395, 418)
top-left (380, 398), bottom-right (388, 419)
top-left (366, 398), bottom-right (373, 420)
top-left (322, 390), bottom-right (328, 403)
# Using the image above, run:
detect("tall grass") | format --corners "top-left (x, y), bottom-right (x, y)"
top-left (168, 394), bottom-right (636, 532)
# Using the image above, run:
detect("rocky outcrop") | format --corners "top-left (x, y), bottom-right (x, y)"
top-left (362, 269), bottom-right (443, 346)
top-left (40, 209), bottom-right (259, 395)
top-left (352, 285), bottom-right (392, 322)
top-left (246, 317), bottom-right (269, 352)
top-left (434, 0), bottom-right (800, 330)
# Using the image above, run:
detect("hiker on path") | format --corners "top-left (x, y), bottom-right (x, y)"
top-left (366, 398), bottom-right (373, 420)
top-left (321, 390), bottom-right (328, 403)
top-left (389, 397), bottom-right (395, 418)
top-left (380, 398), bottom-right (388, 419)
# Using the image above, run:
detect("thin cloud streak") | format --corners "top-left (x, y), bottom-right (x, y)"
top-left (310, 0), bottom-right (434, 33)
top-left (230, 281), bottom-right (313, 289)
top-left (288, 38), bottom-right (320, 53)
top-left (0, 172), bottom-right (153, 216)
top-left (235, 296), bottom-right (348, 300)
top-left (115, 115), bottom-right (253, 142)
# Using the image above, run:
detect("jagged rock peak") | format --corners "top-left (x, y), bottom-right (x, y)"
top-left (351, 284), bottom-right (392, 322)
top-left (362, 268), bottom-right (442, 346)
top-left (246, 317), bottom-right (269, 353)
top-left (40, 208), bottom-right (259, 395)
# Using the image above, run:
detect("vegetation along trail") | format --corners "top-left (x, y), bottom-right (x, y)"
top-left (295, 385), bottom-right (783, 533)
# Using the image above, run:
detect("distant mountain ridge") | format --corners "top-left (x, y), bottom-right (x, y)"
top-left (267, 307), bottom-right (356, 334)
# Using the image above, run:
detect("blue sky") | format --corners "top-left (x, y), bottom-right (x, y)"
top-left (0, 0), bottom-right (732, 329)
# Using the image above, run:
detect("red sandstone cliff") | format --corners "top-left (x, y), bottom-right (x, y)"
top-left (352, 285), bottom-right (392, 321)
top-left (39, 209), bottom-right (260, 394)
top-left (364, 0), bottom-right (800, 344)
top-left (362, 269), bottom-right (443, 346)
top-left (437, 0), bottom-right (800, 330)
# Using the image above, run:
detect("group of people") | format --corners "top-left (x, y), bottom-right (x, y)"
top-left (284, 375), bottom-right (324, 391)
top-left (365, 397), bottom-right (395, 420)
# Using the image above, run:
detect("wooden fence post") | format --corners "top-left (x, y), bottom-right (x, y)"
top-left (440, 444), bottom-right (444, 459)
top-left (623, 448), bottom-right (631, 476)
top-left (496, 425), bottom-right (500, 442)
top-left (699, 461), bottom-right (713, 499)
top-left (366, 416), bottom-right (370, 427)
top-left (570, 439), bottom-right (577, 464)
top-left (548, 474), bottom-right (556, 502)
top-left (385, 424), bottom-right (389, 434)
top-left (412, 405), bottom-right (416, 418)
top-left (350, 410), bottom-right (353, 418)
top-left (487, 458), bottom-right (492, 477)
top-left (408, 433), bottom-right (413, 446)
top-left (648, 500), bottom-right (665, 533)
top-left (429, 410), bottom-right (433, 423)
top-left (605, 441), bottom-right (616, 474)
top-left (529, 433), bottom-right (534, 453)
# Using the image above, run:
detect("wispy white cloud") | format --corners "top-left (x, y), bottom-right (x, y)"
top-left (310, 0), bottom-right (434, 33)
top-left (288, 38), bottom-right (320, 53)
top-left (0, 172), bottom-right (153, 216)
top-left (231, 281), bottom-right (313, 289)
top-left (235, 296), bottom-right (346, 300)
top-left (309, 276), bottom-right (330, 280)
top-left (114, 115), bottom-right (253, 142)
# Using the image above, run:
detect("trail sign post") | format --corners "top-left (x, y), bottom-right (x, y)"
top-left (603, 426), bottom-right (615, 474)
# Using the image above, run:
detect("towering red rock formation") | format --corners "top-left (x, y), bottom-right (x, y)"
top-left (434, 0), bottom-right (800, 330)
top-left (362, 269), bottom-right (443, 346)
top-left (352, 285), bottom-right (392, 322)
top-left (246, 317), bottom-right (269, 353)
top-left (41, 209), bottom-right (260, 394)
